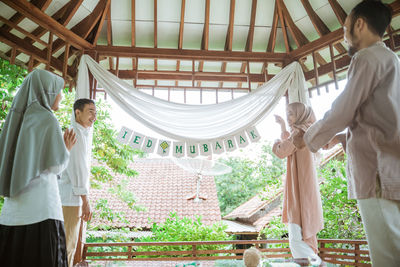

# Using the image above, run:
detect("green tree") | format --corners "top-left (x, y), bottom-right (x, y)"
top-left (260, 159), bottom-right (365, 240)
top-left (215, 142), bottom-right (285, 216)
top-left (136, 213), bottom-right (232, 256)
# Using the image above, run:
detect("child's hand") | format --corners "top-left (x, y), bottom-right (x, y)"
top-left (274, 115), bottom-right (285, 126)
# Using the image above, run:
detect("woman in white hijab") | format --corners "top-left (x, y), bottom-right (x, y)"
top-left (0, 69), bottom-right (76, 266)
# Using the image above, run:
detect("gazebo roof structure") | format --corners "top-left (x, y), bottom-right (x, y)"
top-left (0, 0), bottom-right (399, 100)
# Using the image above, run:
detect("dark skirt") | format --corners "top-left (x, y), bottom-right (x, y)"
top-left (0, 219), bottom-right (68, 267)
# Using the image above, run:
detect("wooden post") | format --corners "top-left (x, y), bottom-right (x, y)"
top-left (63, 43), bottom-right (70, 80)
top-left (354, 243), bottom-right (359, 265)
top-left (28, 56), bottom-right (34, 72)
top-left (46, 32), bottom-right (53, 71)
top-left (329, 43), bottom-right (338, 90)
top-left (10, 47), bottom-right (16, 65)
top-left (73, 221), bottom-right (85, 265)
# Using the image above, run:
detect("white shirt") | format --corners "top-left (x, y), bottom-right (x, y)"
top-left (0, 163), bottom-right (68, 226)
top-left (58, 121), bottom-right (92, 206)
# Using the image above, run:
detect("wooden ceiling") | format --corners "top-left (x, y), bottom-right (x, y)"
top-left (0, 0), bottom-right (399, 98)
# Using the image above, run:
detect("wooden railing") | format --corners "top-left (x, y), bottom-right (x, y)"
top-left (81, 239), bottom-right (370, 266)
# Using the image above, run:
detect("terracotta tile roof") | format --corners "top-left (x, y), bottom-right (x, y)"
top-left (224, 190), bottom-right (283, 220)
top-left (253, 205), bottom-right (282, 232)
top-left (89, 159), bottom-right (221, 229)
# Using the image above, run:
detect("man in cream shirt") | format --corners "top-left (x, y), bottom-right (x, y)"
top-left (304, 1), bottom-right (400, 266)
top-left (59, 98), bottom-right (96, 267)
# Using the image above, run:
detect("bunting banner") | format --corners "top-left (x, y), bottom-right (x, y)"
top-left (116, 126), bottom-right (261, 157)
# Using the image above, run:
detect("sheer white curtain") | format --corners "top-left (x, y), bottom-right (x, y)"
top-left (76, 55), bottom-right (308, 142)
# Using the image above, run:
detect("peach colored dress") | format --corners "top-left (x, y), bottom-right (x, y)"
top-left (273, 133), bottom-right (324, 253)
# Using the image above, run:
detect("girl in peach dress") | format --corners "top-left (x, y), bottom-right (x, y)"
top-left (273, 102), bottom-right (324, 265)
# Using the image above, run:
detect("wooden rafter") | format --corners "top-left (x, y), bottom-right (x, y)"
top-left (2, 0), bottom-right (93, 50)
top-left (131, 0), bottom-right (136, 47)
top-left (107, 69), bottom-right (273, 83)
top-left (328, 0), bottom-right (347, 26)
top-left (0, 0), bottom-right (51, 32)
top-left (0, 27), bottom-right (74, 77)
top-left (92, 0), bottom-right (111, 45)
top-left (267, 3), bottom-right (279, 52)
top-left (154, 0), bottom-right (157, 48)
top-left (107, 5), bottom-right (114, 70)
top-left (52, 0), bottom-right (109, 63)
top-left (245, 0), bottom-right (257, 52)
top-left (280, 0), bottom-right (308, 47)
top-left (276, 0), bottom-right (290, 52)
top-left (10, 0), bottom-right (83, 60)
top-left (300, 0), bottom-right (346, 54)
top-left (290, 28), bottom-right (343, 60)
top-left (0, 16), bottom-right (47, 47)
top-left (199, 0), bottom-right (210, 87)
top-left (95, 45), bottom-right (286, 62)
top-left (46, 32), bottom-right (53, 70)
top-left (225, 0), bottom-right (236, 51)
top-left (178, 0), bottom-right (186, 50)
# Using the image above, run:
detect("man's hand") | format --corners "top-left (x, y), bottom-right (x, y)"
top-left (323, 133), bottom-right (346, 152)
top-left (63, 129), bottom-right (77, 151)
top-left (81, 195), bottom-right (92, 222)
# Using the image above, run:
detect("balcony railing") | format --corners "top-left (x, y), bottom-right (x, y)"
top-left (81, 239), bottom-right (370, 266)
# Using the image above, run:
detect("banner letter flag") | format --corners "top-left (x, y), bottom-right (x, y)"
top-left (157, 140), bottom-right (171, 157)
top-left (117, 127), bottom-right (133, 144)
top-left (173, 141), bottom-right (185, 158)
top-left (200, 142), bottom-right (212, 156)
top-left (142, 136), bottom-right (157, 153)
top-left (246, 126), bottom-right (261, 142)
top-left (187, 142), bottom-right (199, 158)
top-left (224, 136), bottom-right (237, 152)
top-left (129, 132), bottom-right (145, 149)
top-left (212, 139), bottom-right (225, 154)
top-left (235, 131), bottom-right (249, 148)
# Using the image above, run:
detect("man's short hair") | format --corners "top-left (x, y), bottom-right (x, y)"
top-left (73, 98), bottom-right (95, 115)
top-left (350, 0), bottom-right (392, 37)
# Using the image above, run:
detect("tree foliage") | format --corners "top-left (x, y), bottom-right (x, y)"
top-left (136, 213), bottom-right (232, 256)
top-left (261, 158), bottom-right (365, 240)
top-left (215, 143), bottom-right (286, 216)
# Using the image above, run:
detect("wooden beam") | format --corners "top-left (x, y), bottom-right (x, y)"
top-left (0, 27), bottom-right (74, 77)
top-left (131, 0), bottom-right (136, 47)
top-left (28, 56), bottom-right (34, 72)
top-left (391, 1), bottom-right (400, 15)
top-left (225, 0), bottom-right (236, 51)
top-left (201, 0), bottom-right (210, 50)
top-left (92, 0), bottom-right (111, 45)
top-left (0, 16), bottom-right (48, 47)
top-left (0, 0), bottom-right (51, 32)
top-left (280, 0), bottom-right (308, 47)
top-left (107, 7), bottom-right (113, 46)
top-left (276, 0), bottom-right (290, 52)
top-left (11, 0), bottom-right (83, 59)
top-left (199, 0), bottom-right (210, 86)
top-left (328, 0), bottom-right (347, 26)
top-left (300, 0), bottom-right (330, 36)
top-left (290, 28), bottom-right (343, 60)
top-left (304, 55), bottom-right (350, 81)
top-left (245, 0), bottom-right (257, 52)
top-left (2, 0), bottom-right (93, 50)
top-left (267, 3), bottom-right (279, 52)
top-left (178, 0), bottom-right (186, 49)
top-left (46, 32), bottom-right (53, 70)
top-left (63, 43), bottom-right (70, 79)
top-left (95, 45), bottom-right (286, 62)
top-left (114, 70), bottom-right (273, 83)
top-left (154, 0), bottom-right (157, 48)
top-left (10, 47), bottom-right (16, 65)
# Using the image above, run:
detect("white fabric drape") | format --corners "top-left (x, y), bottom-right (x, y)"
top-left (76, 55), bottom-right (309, 142)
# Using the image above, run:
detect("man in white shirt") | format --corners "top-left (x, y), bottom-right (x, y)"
top-left (59, 98), bottom-right (96, 267)
top-left (304, 1), bottom-right (400, 266)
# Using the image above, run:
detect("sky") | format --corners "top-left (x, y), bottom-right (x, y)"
top-left (104, 79), bottom-right (347, 159)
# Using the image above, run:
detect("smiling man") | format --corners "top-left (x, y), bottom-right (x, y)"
top-left (304, 1), bottom-right (400, 266)
top-left (58, 98), bottom-right (96, 267)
